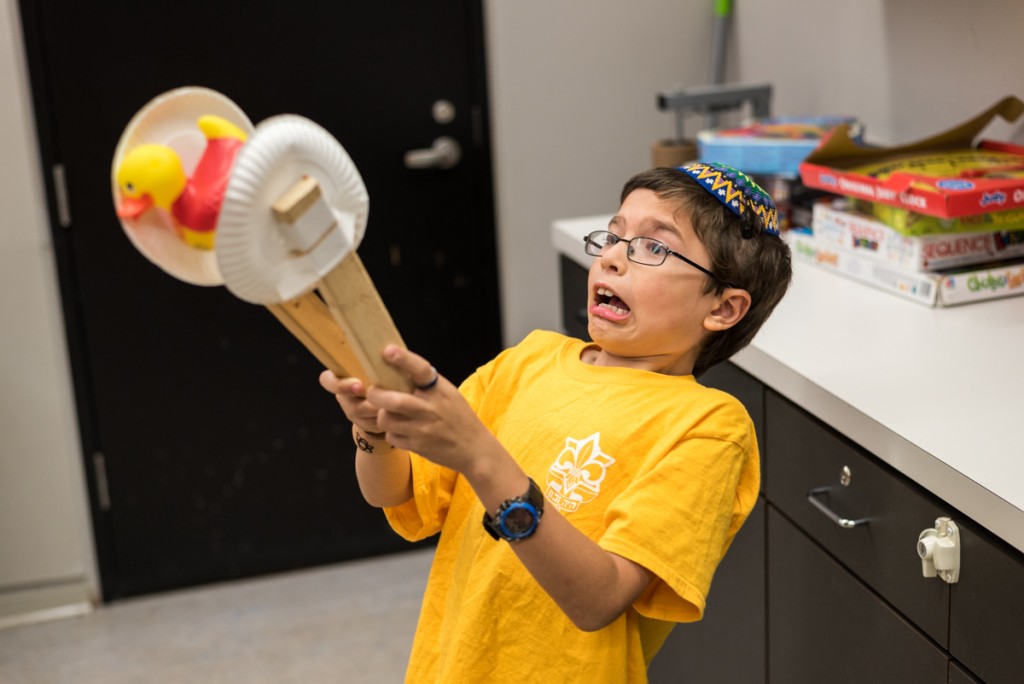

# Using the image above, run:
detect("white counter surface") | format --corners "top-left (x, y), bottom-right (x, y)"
top-left (554, 216), bottom-right (1024, 555)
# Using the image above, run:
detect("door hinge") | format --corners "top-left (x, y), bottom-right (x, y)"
top-left (52, 163), bottom-right (72, 228)
top-left (92, 451), bottom-right (111, 511)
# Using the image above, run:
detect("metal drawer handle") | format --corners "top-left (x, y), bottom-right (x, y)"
top-left (807, 487), bottom-right (869, 529)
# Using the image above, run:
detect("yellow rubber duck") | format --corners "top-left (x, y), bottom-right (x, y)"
top-left (116, 115), bottom-right (248, 250)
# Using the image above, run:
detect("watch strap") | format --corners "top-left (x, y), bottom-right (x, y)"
top-left (482, 477), bottom-right (545, 541)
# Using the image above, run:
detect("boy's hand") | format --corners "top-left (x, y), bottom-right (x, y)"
top-left (318, 371), bottom-right (386, 436)
top-left (365, 345), bottom-right (495, 475)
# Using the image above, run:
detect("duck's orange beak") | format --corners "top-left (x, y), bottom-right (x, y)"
top-left (116, 194), bottom-right (153, 220)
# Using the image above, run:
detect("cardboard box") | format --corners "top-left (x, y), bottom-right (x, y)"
top-left (939, 259), bottom-right (1024, 305)
top-left (698, 116), bottom-right (859, 176)
top-left (855, 199), bottom-right (1024, 236)
top-left (812, 200), bottom-right (1024, 271)
top-left (789, 230), bottom-right (938, 305)
top-left (799, 96), bottom-right (1024, 219)
top-left (788, 228), bottom-right (1024, 307)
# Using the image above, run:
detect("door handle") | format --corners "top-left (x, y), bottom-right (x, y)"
top-left (404, 136), bottom-right (462, 170)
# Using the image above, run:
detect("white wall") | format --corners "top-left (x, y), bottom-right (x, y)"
top-left (484, 0), bottom-right (717, 344)
top-left (0, 0), bottom-right (97, 623)
top-left (733, 0), bottom-right (1024, 146)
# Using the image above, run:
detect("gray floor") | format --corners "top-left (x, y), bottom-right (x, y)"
top-left (0, 548), bottom-right (434, 684)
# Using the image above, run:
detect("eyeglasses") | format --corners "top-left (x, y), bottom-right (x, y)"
top-left (583, 230), bottom-right (723, 284)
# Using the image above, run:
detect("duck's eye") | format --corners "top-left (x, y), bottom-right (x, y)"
top-left (125, 182), bottom-right (135, 193)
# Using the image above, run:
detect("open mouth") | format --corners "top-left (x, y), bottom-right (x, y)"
top-left (595, 286), bottom-right (630, 315)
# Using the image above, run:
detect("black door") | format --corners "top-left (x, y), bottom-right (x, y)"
top-left (19, 1), bottom-right (501, 600)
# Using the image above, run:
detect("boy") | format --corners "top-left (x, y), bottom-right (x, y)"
top-left (320, 162), bottom-right (792, 682)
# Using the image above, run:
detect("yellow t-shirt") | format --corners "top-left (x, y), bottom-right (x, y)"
top-left (384, 330), bottom-right (760, 683)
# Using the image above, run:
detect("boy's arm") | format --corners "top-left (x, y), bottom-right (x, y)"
top-left (465, 437), bottom-right (654, 632)
top-left (351, 426), bottom-right (413, 507)
top-left (366, 346), bottom-right (655, 632)
top-left (319, 371), bottom-right (413, 507)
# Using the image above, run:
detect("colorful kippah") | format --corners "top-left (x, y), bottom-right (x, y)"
top-left (678, 161), bottom-right (780, 236)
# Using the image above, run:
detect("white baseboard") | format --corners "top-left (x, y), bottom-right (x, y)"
top-left (0, 579), bottom-right (95, 630)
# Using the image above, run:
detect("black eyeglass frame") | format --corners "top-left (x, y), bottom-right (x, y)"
top-left (583, 231), bottom-right (732, 288)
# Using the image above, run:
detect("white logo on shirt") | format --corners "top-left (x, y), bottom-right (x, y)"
top-left (545, 432), bottom-right (615, 513)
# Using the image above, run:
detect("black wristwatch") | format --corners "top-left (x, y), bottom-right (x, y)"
top-left (483, 478), bottom-right (545, 541)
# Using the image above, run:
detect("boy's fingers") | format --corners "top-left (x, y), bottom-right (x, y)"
top-left (318, 369), bottom-right (340, 392)
top-left (318, 370), bottom-right (365, 396)
top-left (383, 344), bottom-right (437, 389)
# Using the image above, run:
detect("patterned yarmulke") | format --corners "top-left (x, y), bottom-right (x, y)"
top-left (679, 161), bottom-right (780, 236)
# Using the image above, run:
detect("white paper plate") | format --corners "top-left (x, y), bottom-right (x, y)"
top-left (111, 87), bottom-right (254, 285)
top-left (215, 115), bottom-right (368, 305)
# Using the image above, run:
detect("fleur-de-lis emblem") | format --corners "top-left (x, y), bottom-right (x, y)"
top-left (546, 433), bottom-right (615, 513)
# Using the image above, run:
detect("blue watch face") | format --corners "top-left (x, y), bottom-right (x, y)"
top-left (499, 501), bottom-right (539, 539)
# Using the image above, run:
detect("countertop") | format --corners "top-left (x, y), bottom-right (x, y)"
top-left (554, 215), bottom-right (1024, 555)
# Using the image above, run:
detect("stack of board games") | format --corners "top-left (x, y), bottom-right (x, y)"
top-left (792, 96), bottom-right (1024, 306)
top-left (789, 200), bottom-right (1024, 307)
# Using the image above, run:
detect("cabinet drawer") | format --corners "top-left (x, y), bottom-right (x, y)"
top-left (765, 390), bottom-right (951, 645)
top-left (949, 523), bottom-right (1024, 684)
top-left (559, 255), bottom-right (589, 340)
top-left (768, 507), bottom-right (948, 683)
top-left (949, 661), bottom-right (982, 684)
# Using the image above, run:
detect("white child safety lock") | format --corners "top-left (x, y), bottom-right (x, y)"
top-left (917, 517), bottom-right (961, 584)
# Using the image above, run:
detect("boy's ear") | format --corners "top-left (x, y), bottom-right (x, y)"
top-left (704, 288), bottom-right (752, 331)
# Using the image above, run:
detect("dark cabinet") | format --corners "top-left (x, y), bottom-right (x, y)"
top-left (949, 523), bottom-right (1024, 684)
top-left (950, 661), bottom-right (983, 684)
top-left (768, 507), bottom-right (949, 683)
top-left (559, 254), bottom-right (590, 341)
top-left (765, 389), bottom-right (1024, 684)
top-left (765, 390), bottom-right (951, 645)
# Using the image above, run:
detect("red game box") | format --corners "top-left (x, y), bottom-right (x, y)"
top-left (799, 96), bottom-right (1024, 219)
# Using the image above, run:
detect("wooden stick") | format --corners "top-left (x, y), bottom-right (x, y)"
top-left (266, 292), bottom-right (360, 378)
top-left (317, 252), bottom-right (413, 392)
top-left (270, 175), bottom-right (413, 392)
top-left (272, 175), bottom-right (323, 223)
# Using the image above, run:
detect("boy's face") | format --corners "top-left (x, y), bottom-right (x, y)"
top-left (586, 188), bottom-right (721, 376)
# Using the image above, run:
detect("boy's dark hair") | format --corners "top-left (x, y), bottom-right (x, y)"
top-left (620, 167), bottom-right (793, 377)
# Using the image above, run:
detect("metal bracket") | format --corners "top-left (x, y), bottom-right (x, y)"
top-left (657, 83), bottom-right (772, 139)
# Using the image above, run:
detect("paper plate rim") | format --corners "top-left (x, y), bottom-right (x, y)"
top-left (111, 86), bottom-right (254, 286)
top-left (215, 114), bottom-right (369, 304)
